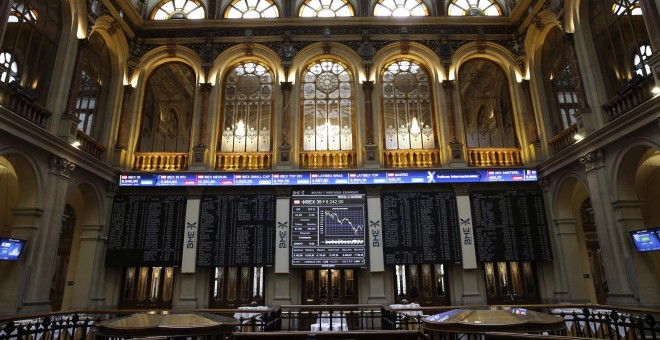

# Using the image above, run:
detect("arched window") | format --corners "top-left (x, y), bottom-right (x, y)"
top-left (381, 60), bottom-right (436, 150)
top-left (0, 52), bottom-right (18, 83)
top-left (299, 0), bottom-right (354, 17)
top-left (633, 44), bottom-right (652, 76)
top-left (74, 33), bottom-right (112, 141)
top-left (2, 0), bottom-right (61, 104)
top-left (138, 62), bottom-right (195, 153)
top-left (590, 0), bottom-right (650, 97)
top-left (219, 62), bottom-right (274, 152)
top-left (460, 59), bottom-right (517, 148)
top-left (150, 0), bottom-right (205, 20)
top-left (301, 60), bottom-right (354, 151)
top-left (374, 0), bottom-right (429, 17)
top-left (447, 0), bottom-right (502, 16)
top-left (612, 0), bottom-right (642, 15)
top-left (8, 1), bottom-right (38, 22)
top-left (224, 0), bottom-right (279, 18)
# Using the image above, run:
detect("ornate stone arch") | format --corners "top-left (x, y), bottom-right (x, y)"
top-left (370, 41), bottom-right (443, 83)
top-left (452, 42), bottom-right (530, 153)
top-left (125, 45), bottom-right (203, 155)
top-left (0, 148), bottom-right (44, 210)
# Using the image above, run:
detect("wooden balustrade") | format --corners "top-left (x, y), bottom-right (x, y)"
top-left (299, 151), bottom-right (357, 169)
top-left (133, 152), bottom-right (189, 171)
top-left (75, 130), bottom-right (106, 158)
top-left (466, 148), bottom-right (522, 167)
top-left (383, 149), bottom-right (440, 168)
top-left (0, 82), bottom-right (51, 128)
top-left (216, 152), bottom-right (273, 170)
top-left (548, 124), bottom-right (578, 155)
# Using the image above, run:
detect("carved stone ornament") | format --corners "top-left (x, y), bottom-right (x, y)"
top-left (578, 150), bottom-right (604, 172)
top-left (49, 155), bottom-right (76, 178)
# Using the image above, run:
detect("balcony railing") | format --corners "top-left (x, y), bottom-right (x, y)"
top-left (0, 304), bottom-right (658, 339)
top-left (299, 150), bottom-right (357, 169)
top-left (133, 152), bottom-right (189, 171)
top-left (75, 131), bottom-right (105, 159)
top-left (216, 152), bottom-right (273, 170)
top-left (603, 75), bottom-right (654, 122)
top-left (466, 148), bottom-right (522, 167)
top-left (548, 124), bottom-right (578, 155)
top-left (384, 149), bottom-right (440, 168)
top-left (0, 81), bottom-right (50, 128)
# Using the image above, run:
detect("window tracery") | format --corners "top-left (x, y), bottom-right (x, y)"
top-left (301, 60), bottom-right (354, 151)
top-left (381, 60), bottom-right (435, 150)
top-left (150, 0), bottom-right (205, 20)
top-left (220, 62), bottom-right (273, 152)
top-left (299, 0), bottom-right (354, 17)
top-left (447, 0), bottom-right (501, 16)
top-left (374, 0), bottom-right (429, 17)
top-left (224, 0), bottom-right (279, 18)
top-left (0, 52), bottom-right (18, 83)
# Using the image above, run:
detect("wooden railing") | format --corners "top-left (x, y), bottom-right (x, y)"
top-left (75, 131), bottom-right (105, 159)
top-left (132, 152), bottom-right (189, 171)
top-left (299, 150), bottom-right (357, 169)
top-left (548, 124), bottom-right (578, 155)
top-left (466, 148), bottom-right (522, 167)
top-left (216, 152), bottom-right (273, 170)
top-left (603, 75), bottom-right (655, 122)
top-left (384, 149), bottom-right (440, 168)
top-left (0, 81), bottom-right (50, 128)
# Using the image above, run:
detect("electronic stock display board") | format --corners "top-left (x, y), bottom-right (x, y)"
top-left (470, 190), bottom-right (553, 262)
top-left (106, 195), bottom-right (186, 266)
top-left (119, 169), bottom-right (538, 187)
top-left (290, 189), bottom-right (367, 268)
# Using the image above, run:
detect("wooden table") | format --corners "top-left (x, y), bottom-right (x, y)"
top-left (95, 313), bottom-right (239, 339)
top-left (422, 308), bottom-right (566, 340)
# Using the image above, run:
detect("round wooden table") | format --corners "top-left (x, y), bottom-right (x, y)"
top-left (95, 312), bottom-right (239, 339)
top-left (422, 308), bottom-right (566, 340)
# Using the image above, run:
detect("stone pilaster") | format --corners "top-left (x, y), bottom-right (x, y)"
top-left (21, 156), bottom-right (76, 312)
top-left (578, 150), bottom-right (638, 305)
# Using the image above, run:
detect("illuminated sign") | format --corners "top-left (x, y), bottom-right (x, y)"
top-left (119, 169), bottom-right (538, 187)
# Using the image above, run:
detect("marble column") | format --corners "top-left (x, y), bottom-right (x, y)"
top-left (68, 224), bottom-right (106, 309)
top-left (193, 83), bottom-right (212, 168)
top-left (611, 199), bottom-right (660, 305)
top-left (579, 150), bottom-right (637, 305)
top-left (279, 82), bottom-right (293, 167)
top-left (0, 207), bottom-right (42, 313)
top-left (113, 85), bottom-right (133, 167)
top-left (21, 155), bottom-right (76, 312)
top-left (58, 39), bottom-right (87, 143)
top-left (551, 218), bottom-right (591, 303)
top-left (564, 33), bottom-right (594, 134)
top-left (443, 80), bottom-right (464, 165)
top-left (0, 1), bottom-right (11, 49)
top-left (362, 81), bottom-right (378, 165)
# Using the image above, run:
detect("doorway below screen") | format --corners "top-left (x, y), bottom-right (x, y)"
top-left (393, 264), bottom-right (450, 306)
top-left (483, 261), bottom-right (539, 304)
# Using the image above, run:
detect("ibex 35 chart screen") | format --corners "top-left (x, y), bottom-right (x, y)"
top-left (290, 189), bottom-right (367, 268)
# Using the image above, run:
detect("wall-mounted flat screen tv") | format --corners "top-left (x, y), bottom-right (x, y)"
top-left (630, 228), bottom-right (660, 253)
top-left (0, 237), bottom-right (27, 261)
